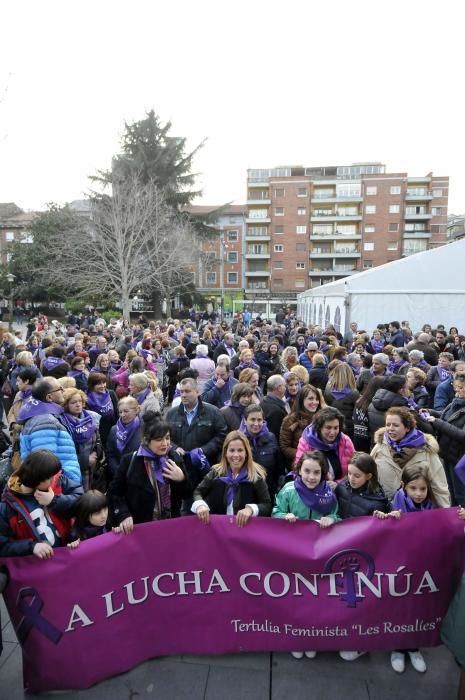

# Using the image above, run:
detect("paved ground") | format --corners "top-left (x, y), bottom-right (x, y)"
top-left (0, 595), bottom-right (460, 699)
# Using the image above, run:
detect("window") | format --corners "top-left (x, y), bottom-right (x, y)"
top-left (274, 225), bottom-right (284, 234)
top-left (364, 242), bottom-right (375, 251)
top-left (297, 207), bottom-right (307, 216)
top-left (389, 223), bottom-right (399, 232)
top-left (295, 279), bottom-right (306, 288)
top-left (274, 244), bottom-right (284, 252)
top-left (206, 272), bottom-right (216, 284)
top-left (365, 205), bottom-right (376, 214)
top-left (363, 261), bottom-right (373, 269)
top-left (229, 218), bottom-right (238, 224)
top-left (275, 188), bottom-right (285, 198)
top-left (389, 204), bottom-right (400, 214)
top-left (366, 186), bottom-right (377, 195)
top-left (227, 230), bottom-right (238, 242)
top-left (275, 207), bottom-right (285, 216)
top-left (432, 207), bottom-right (443, 216)
top-left (274, 261), bottom-right (283, 269)
top-left (387, 242), bottom-right (398, 250)
top-left (227, 252), bottom-right (238, 263)
top-left (390, 186), bottom-right (401, 195)
top-left (364, 225), bottom-right (375, 233)
top-left (296, 243), bottom-right (306, 251)
top-left (432, 189), bottom-right (443, 197)
top-left (296, 225), bottom-right (307, 234)
top-left (249, 209), bottom-right (268, 219)
top-left (297, 188), bottom-right (308, 197)
top-left (273, 278), bottom-right (283, 287)
top-left (227, 272), bottom-right (238, 283)
top-left (296, 262), bottom-right (305, 269)
top-left (5, 231), bottom-right (14, 241)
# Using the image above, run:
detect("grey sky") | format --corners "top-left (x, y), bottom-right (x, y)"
top-left (0, 0), bottom-right (463, 213)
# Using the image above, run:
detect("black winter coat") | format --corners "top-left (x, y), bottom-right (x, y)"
top-left (433, 398), bottom-right (465, 466)
top-left (324, 389), bottom-right (359, 437)
top-left (260, 395), bottom-right (289, 441)
top-left (166, 398), bottom-right (228, 467)
top-left (335, 478), bottom-right (390, 519)
top-left (193, 469), bottom-right (271, 516)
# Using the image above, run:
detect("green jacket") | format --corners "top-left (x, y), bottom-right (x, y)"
top-left (272, 481), bottom-right (340, 522)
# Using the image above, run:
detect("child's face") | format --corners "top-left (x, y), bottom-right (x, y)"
top-left (36, 477), bottom-right (54, 491)
top-left (404, 477), bottom-right (428, 504)
top-left (299, 459), bottom-right (322, 489)
top-left (348, 465), bottom-right (372, 489)
top-left (89, 507), bottom-right (108, 527)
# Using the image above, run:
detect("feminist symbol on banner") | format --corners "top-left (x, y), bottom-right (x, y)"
top-left (15, 587), bottom-right (63, 645)
top-left (323, 549), bottom-right (375, 609)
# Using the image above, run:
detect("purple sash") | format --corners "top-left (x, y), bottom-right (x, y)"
top-left (87, 391), bottom-right (114, 417)
top-left (137, 445), bottom-right (166, 483)
top-left (13, 388), bottom-right (32, 405)
top-left (116, 416), bottom-right (140, 453)
top-left (219, 467), bottom-right (250, 506)
top-left (61, 411), bottom-right (96, 444)
top-left (391, 487), bottom-right (433, 512)
top-left (17, 399), bottom-right (63, 423)
top-left (43, 357), bottom-right (66, 371)
top-left (454, 455), bottom-right (465, 486)
top-left (437, 366), bottom-right (452, 382)
top-left (135, 387), bottom-right (151, 405)
top-left (294, 476), bottom-right (337, 515)
top-left (301, 424), bottom-right (341, 453)
top-left (384, 428), bottom-right (426, 453)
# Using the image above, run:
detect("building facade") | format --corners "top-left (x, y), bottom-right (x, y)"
top-left (246, 163), bottom-right (449, 293)
top-left (0, 203), bottom-right (36, 265)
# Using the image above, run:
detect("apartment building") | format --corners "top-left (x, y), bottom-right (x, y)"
top-left (246, 163), bottom-right (449, 293)
top-left (0, 203), bottom-right (36, 265)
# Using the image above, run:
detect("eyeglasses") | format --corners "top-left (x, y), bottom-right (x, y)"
top-left (50, 387), bottom-right (64, 394)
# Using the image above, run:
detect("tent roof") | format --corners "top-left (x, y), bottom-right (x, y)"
top-left (299, 240), bottom-right (465, 298)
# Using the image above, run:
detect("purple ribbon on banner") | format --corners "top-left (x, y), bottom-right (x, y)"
top-left (15, 587), bottom-right (63, 645)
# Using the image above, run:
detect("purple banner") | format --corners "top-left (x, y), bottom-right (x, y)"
top-left (1, 508), bottom-right (465, 692)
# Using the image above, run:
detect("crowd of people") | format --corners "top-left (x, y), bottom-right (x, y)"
top-left (0, 311), bottom-right (464, 686)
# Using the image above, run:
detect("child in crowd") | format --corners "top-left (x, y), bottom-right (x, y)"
top-left (0, 449), bottom-right (83, 558)
top-left (67, 490), bottom-right (113, 548)
top-left (272, 450), bottom-right (339, 660)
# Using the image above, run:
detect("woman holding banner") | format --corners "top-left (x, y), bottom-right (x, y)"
top-left (192, 430), bottom-right (272, 525)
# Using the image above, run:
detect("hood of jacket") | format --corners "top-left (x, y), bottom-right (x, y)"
top-left (371, 389), bottom-right (406, 412)
top-left (373, 426), bottom-right (440, 453)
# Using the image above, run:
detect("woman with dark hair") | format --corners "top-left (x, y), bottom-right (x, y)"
top-left (108, 411), bottom-right (191, 531)
top-left (335, 452), bottom-right (389, 519)
top-left (86, 372), bottom-right (119, 448)
top-left (192, 430), bottom-right (271, 524)
top-left (280, 384), bottom-right (326, 470)
top-left (67, 356), bottom-right (89, 392)
top-left (240, 404), bottom-right (283, 497)
top-left (41, 345), bottom-right (70, 379)
top-left (220, 383), bottom-right (254, 432)
top-left (371, 407), bottom-right (449, 507)
top-left (295, 406), bottom-right (355, 484)
top-left (166, 346), bottom-right (190, 404)
top-left (324, 363), bottom-right (359, 438)
top-left (389, 348), bottom-right (410, 376)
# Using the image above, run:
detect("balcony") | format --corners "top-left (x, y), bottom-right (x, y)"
top-left (246, 252), bottom-right (271, 259)
top-left (245, 270), bottom-right (271, 277)
top-left (310, 249), bottom-right (360, 258)
top-left (246, 216), bottom-right (271, 224)
top-left (247, 192), bottom-right (271, 205)
top-left (308, 269), bottom-right (335, 276)
top-left (403, 230), bottom-right (432, 239)
top-left (334, 266), bottom-right (357, 274)
top-left (404, 212), bottom-right (432, 220)
top-left (311, 194), bottom-right (363, 204)
top-left (310, 231), bottom-right (361, 240)
top-left (246, 231), bottom-right (271, 241)
top-left (311, 213), bottom-right (362, 222)
top-left (405, 190), bottom-right (432, 201)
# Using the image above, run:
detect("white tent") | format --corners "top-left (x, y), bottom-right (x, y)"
top-left (297, 240), bottom-right (465, 334)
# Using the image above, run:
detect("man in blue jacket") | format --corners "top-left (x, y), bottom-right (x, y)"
top-left (200, 364), bottom-right (238, 409)
top-left (434, 361), bottom-right (465, 410)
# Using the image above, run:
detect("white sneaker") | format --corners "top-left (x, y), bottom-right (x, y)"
top-left (408, 651), bottom-right (426, 673)
top-left (304, 651), bottom-right (317, 659)
top-left (390, 652), bottom-right (405, 673)
top-left (291, 651), bottom-right (303, 659)
top-left (339, 651), bottom-right (366, 661)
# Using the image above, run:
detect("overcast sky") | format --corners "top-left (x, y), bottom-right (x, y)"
top-left (1, 1), bottom-right (463, 214)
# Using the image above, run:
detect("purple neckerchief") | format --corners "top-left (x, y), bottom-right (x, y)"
top-left (13, 388), bottom-right (32, 405)
top-left (139, 349), bottom-right (152, 360)
top-left (90, 366), bottom-right (109, 374)
top-left (68, 369), bottom-right (87, 380)
top-left (392, 488), bottom-right (433, 513)
top-left (137, 445), bottom-right (166, 483)
top-left (239, 418), bottom-right (269, 450)
top-left (87, 391), bottom-right (114, 417)
top-left (219, 467), bottom-right (250, 506)
top-left (416, 359), bottom-right (429, 370)
top-left (329, 387), bottom-right (352, 400)
top-left (389, 359), bottom-right (408, 373)
top-left (370, 339), bottom-right (385, 353)
top-left (384, 428), bottom-right (426, 453)
top-left (348, 362), bottom-right (361, 376)
top-left (319, 343), bottom-right (329, 353)
top-left (238, 361), bottom-right (256, 370)
top-left (43, 357), bottom-right (66, 371)
top-left (17, 398), bottom-right (64, 423)
top-left (437, 366), bottom-right (452, 382)
top-left (61, 411), bottom-right (96, 444)
top-left (89, 344), bottom-right (107, 355)
top-left (454, 454), bottom-right (465, 486)
top-left (406, 396), bottom-right (418, 410)
top-left (301, 424), bottom-right (341, 453)
top-left (116, 416), bottom-right (140, 452)
top-left (294, 476), bottom-right (337, 515)
top-left (110, 362), bottom-right (122, 371)
top-left (135, 387), bottom-right (151, 405)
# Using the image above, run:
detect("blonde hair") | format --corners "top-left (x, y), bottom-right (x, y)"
top-left (311, 353), bottom-right (326, 368)
top-left (58, 376), bottom-right (76, 390)
top-left (118, 396), bottom-right (140, 412)
top-left (15, 350), bottom-right (33, 366)
top-left (239, 367), bottom-right (259, 384)
top-left (63, 387), bottom-right (87, 410)
top-left (291, 364), bottom-right (309, 385)
top-left (327, 362), bottom-right (356, 391)
top-left (213, 431), bottom-right (266, 482)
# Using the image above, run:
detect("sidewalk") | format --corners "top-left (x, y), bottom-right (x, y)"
top-left (0, 595), bottom-right (459, 699)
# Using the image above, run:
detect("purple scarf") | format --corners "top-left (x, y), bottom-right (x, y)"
top-left (389, 359), bottom-right (408, 373)
top-left (392, 487), bottom-right (433, 513)
top-left (139, 348), bottom-right (152, 360)
top-left (329, 387), bottom-right (352, 400)
top-left (87, 391), bottom-right (114, 417)
top-left (68, 369), bottom-right (87, 381)
top-left (301, 424), bottom-right (341, 453)
top-left (116, 416), bottom-right (140, 452)
top-left (239, 418), bottom-right (269, 450)
top-left (384, 428), bottom-right (426, 453)
top-left (17, 398), bottom-right (63, 423)
top-left (13, 387), bottom-right (32, 405)
top-left (43, 357), bottom-right (66, 371)
top-left (370, 339), bottom-right (385, 353)
top-left (219, 467), bottom-right (250, 506)
top-left (437, 366), bottom-right (452, 382)
top-left (417, 359), bottom-right (429, 370)
top-left (137, 445), bottom-right (166, 483)
top-left (135, 387), bottom-right (151, 405)
top-left (348, 362), bottom-right (361, 377)
top-left (370, 366), bottom-right (391, 376)
top-left (294, 476), bottom-right (337, 515)
top-left (61, 411), bottom-right (96, 444)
